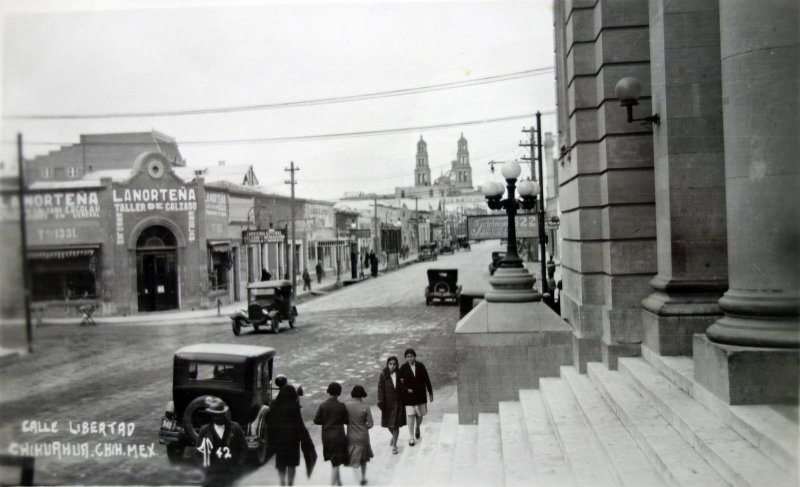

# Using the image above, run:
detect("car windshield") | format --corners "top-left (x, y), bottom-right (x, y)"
top-left (188, 362), bottom-right (239, 383)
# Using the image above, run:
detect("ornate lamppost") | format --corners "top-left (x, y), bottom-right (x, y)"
top-left (482, 160), bottom-right (541, 302)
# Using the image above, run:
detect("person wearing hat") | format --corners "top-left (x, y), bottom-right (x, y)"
top-left (194, 396), bottom-right (248, 487)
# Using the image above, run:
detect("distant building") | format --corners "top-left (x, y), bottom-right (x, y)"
top-left (396, 134), bottom-right (474, 198)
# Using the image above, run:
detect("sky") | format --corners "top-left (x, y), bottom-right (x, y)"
top-left (0, 0), bottom-right (557, 200)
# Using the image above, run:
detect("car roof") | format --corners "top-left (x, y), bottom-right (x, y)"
top-left (175, 343), bottom-right (276, 361)
top-left (247, 280), bottom-right (292, 290)
top-left (427, 268), bottom-right (458, 276)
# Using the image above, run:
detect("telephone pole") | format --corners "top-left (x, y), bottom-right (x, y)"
top-left (284, 162), bottom-right (299, 298)
top-left (17, 134), bottom-right (33, 353)
top-left (520, 112), bottom-right (549, 298)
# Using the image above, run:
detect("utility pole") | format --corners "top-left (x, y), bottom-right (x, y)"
top-left (520, 112), bottom-right (550, 298)
top-left (373, 196), bottom-right (379, 257)
top-left (284, 162), bottom-right (299, 298)
top-left (17, 134), bottom-right (33, 353)
top-left (413, 195), bottom-right (419, 252)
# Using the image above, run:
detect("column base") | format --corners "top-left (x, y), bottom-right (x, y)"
top-left (641, 289), bottom-right (724, 356)
top-left (455, 300), bottom-right (573, 424)
top-left (484, 266), bottom-right (539, 303)
top-left (693, 334), bottom-right (800, 405)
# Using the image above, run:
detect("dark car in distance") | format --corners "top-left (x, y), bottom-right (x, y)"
top-left (489, 251), bottom-right (506, 275)
top-left (230, 281), bottom-right (297, 335)
top-left (418, 242), bottom-right (438, 262)
top-left (425, 268), bottom-right (462, 305)
top-left (158, 344), bottom-right (276, 465)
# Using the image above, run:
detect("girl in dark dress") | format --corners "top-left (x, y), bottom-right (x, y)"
top-left (377, 356), bottom-right (406, 454)
top-left (267, 385), bottom-right (305, 486)
top-left (313, 382), bottom-right (348, 486)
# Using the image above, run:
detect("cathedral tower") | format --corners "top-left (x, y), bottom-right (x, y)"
top-left (414, 136), bottom-right (431, 187)
top-left (454, 133), bottom-right (472, 188)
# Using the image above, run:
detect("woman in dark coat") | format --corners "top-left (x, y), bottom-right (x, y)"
top-left (377, 356), bottom-right (406, 454)
top-left (313, 382), bottom-right (348, 486)
top-left (267, 385), bottom-right (306, 486)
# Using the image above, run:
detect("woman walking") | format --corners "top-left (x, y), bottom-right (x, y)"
top-left (377, 356), bottom-right (406, 454)
top-left (345, 385), bottom-right (374, 485)
top-left (314, 382), bottom-right (349, 486)
top-left (267, 385), bottom-right (310, 486)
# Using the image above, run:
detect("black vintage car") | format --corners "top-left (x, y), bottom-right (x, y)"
top-left (489, 251), bottom-right (506, 275)
top-left (158, 344), bottom-right (277, 464)
top-left (418, 242), bottom-right (438, 262)
top-left (425, 268), bottom-right (462, 305)
top-left (230, 281), bottom-right (297, 335)
top-left (457, 236), bottom-right (471, 251)
top-left (440, 241), bottom-right (455, 255)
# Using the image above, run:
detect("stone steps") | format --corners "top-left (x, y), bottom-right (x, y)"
top-left (617, 357), bottom-right (797, 487)
top-left (237, 355), bottom-right (799, 487)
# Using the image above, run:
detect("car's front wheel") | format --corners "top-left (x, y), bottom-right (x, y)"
top-left (271, 319), bottom-right (280, 334)
top-left (232, 319), bottom-right (242, 336)
top-left (166, 444), bottom-right (184, 463)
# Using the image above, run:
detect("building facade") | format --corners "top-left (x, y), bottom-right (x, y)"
top-left (554, 0), bottom-right (798, 403)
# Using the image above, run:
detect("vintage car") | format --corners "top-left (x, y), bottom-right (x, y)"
top-left (456, 236), bottom-right (471, 251)
top-left (418, 242), bottom-right (439, 262)
top-left (158, 344), bottom-right (277, 465)
top-left (489, 251), bottom-right (507, 275)
top-left (230, 281), bottom-right (297, 335)
top-left (424, 268), bottom-right (462, 305)
top-left (440, 241), bottom-right (455, 255)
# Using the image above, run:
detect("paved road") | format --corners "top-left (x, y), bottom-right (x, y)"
top-left (0, 241), bottom-right (503, 485)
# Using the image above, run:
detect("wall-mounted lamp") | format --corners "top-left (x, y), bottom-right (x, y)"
top-left (614, 77), bottom-right (660, 127)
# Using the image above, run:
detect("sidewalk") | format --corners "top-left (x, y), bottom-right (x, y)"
top-left (2, 252), bottom-right (422, 329)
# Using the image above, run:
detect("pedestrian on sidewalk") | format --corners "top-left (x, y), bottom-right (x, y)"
top-left (302, 268), bottom-right (312, 291)
top-left (267, 385), bottom-right (315, 486)
top-left (345, 385), bottom-right (374, 486)
top-left (316, 261), bottom-right (324, 284)
top-left (398, 348), bottom-right (433, 447)
top-left (377, 356), bottom-right (405, 454)
top-left (369, 251), bottom-right (378, 278)
top-left (314, 382), bottom-right (348, 486)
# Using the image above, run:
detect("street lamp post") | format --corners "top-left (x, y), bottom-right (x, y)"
top-left (482, 160), bottom-right (541, 303)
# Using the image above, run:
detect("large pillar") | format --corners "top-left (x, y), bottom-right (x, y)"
top-left (557, 0), bottom-right (657, 372)
top-left (641, 0), bottom-right (728, 356)
top-left (694, 0), bottom-right (799, 404)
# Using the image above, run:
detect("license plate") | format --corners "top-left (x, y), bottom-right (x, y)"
top-left (161, 418), bottom-right (176, 430)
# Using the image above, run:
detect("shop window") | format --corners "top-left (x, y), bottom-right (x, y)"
top-left (208, 248), bottom-right (230, 291)
top-left (308, 245), bottom-right (317, 263)
top-left (30, 254), bottom-right (97, 301)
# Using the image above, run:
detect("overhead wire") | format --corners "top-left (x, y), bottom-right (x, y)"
top-left (3, 67), bottom-right (554, 120)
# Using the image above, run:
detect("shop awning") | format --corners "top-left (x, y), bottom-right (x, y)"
top-left (27, 245), bottom-right (100, 260)
top-left (207, 240), bottom-right (231, 250)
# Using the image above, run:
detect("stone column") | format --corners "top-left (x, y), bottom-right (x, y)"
top-left (640, 0), bottom-right (728, 356)
top-left (694, 0), bottom-right (799, 404)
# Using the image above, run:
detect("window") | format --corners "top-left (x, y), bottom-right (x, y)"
top-left (188, 363), bottom-right (239, 383)
top-left (30, 253), bottom-right (98, 301)
top-left (208, 248), bottom-right (230, 291)
top-left (40, 167), bottom-right (52, 179)
top-left (66, 167), bottom-right (80, 178)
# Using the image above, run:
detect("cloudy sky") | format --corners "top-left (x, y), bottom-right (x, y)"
top-left (1, 0), bottom-right (556, 200)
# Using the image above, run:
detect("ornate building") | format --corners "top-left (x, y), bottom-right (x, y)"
top-left (398, 134), bottom-right (473, 198)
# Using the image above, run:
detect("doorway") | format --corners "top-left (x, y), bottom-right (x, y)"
top-left (136, 226), bottom-right (179, 312)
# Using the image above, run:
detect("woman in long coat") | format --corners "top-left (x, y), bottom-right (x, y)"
top-left (314, 382), bottom-right (349, 486)
top-left (345, 385), bottom-right (374, 485)
top-left (377, 356), bottom-right (406, 454)
top-left (267, 385), bottom-right (308, 486)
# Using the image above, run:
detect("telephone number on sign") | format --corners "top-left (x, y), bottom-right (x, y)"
top-left (36, 227), bottom-right (78, 240)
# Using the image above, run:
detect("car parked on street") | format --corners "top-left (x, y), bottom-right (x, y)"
top-left (158, 344), bottom-right (277, 465)
top-left (425, 268), bottom-right (462, 305)
top-left (440, 241), bottom-right (455, 255)
top-left (489, 251), bottom-right (506, 275)
top-left (230, 281), bottom-right (297, 335)
top-left (418, 242), bottom-right (438, 262)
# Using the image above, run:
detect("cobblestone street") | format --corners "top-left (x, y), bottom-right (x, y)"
top-left (0, 242), bottom-right (507, 485)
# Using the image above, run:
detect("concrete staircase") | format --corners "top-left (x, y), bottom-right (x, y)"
top-left (240, 353), bottom-right (798, 486)
top-left (384, 353), bottom-right (798, 486)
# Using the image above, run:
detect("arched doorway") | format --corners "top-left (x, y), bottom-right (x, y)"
top-left (136, 225), bottom-right (179, 312)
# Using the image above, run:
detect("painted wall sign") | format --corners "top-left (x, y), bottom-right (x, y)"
top-left (112, 188), bottom-right (197, 213)
top-left (276, 218), bottom-right (315, 233)
top-left (467, 214), bottom-right (538, 240)
top-left (0, 192), bottom-right (101, 221)
top-left (205, 192), bottom-right (227, 218)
